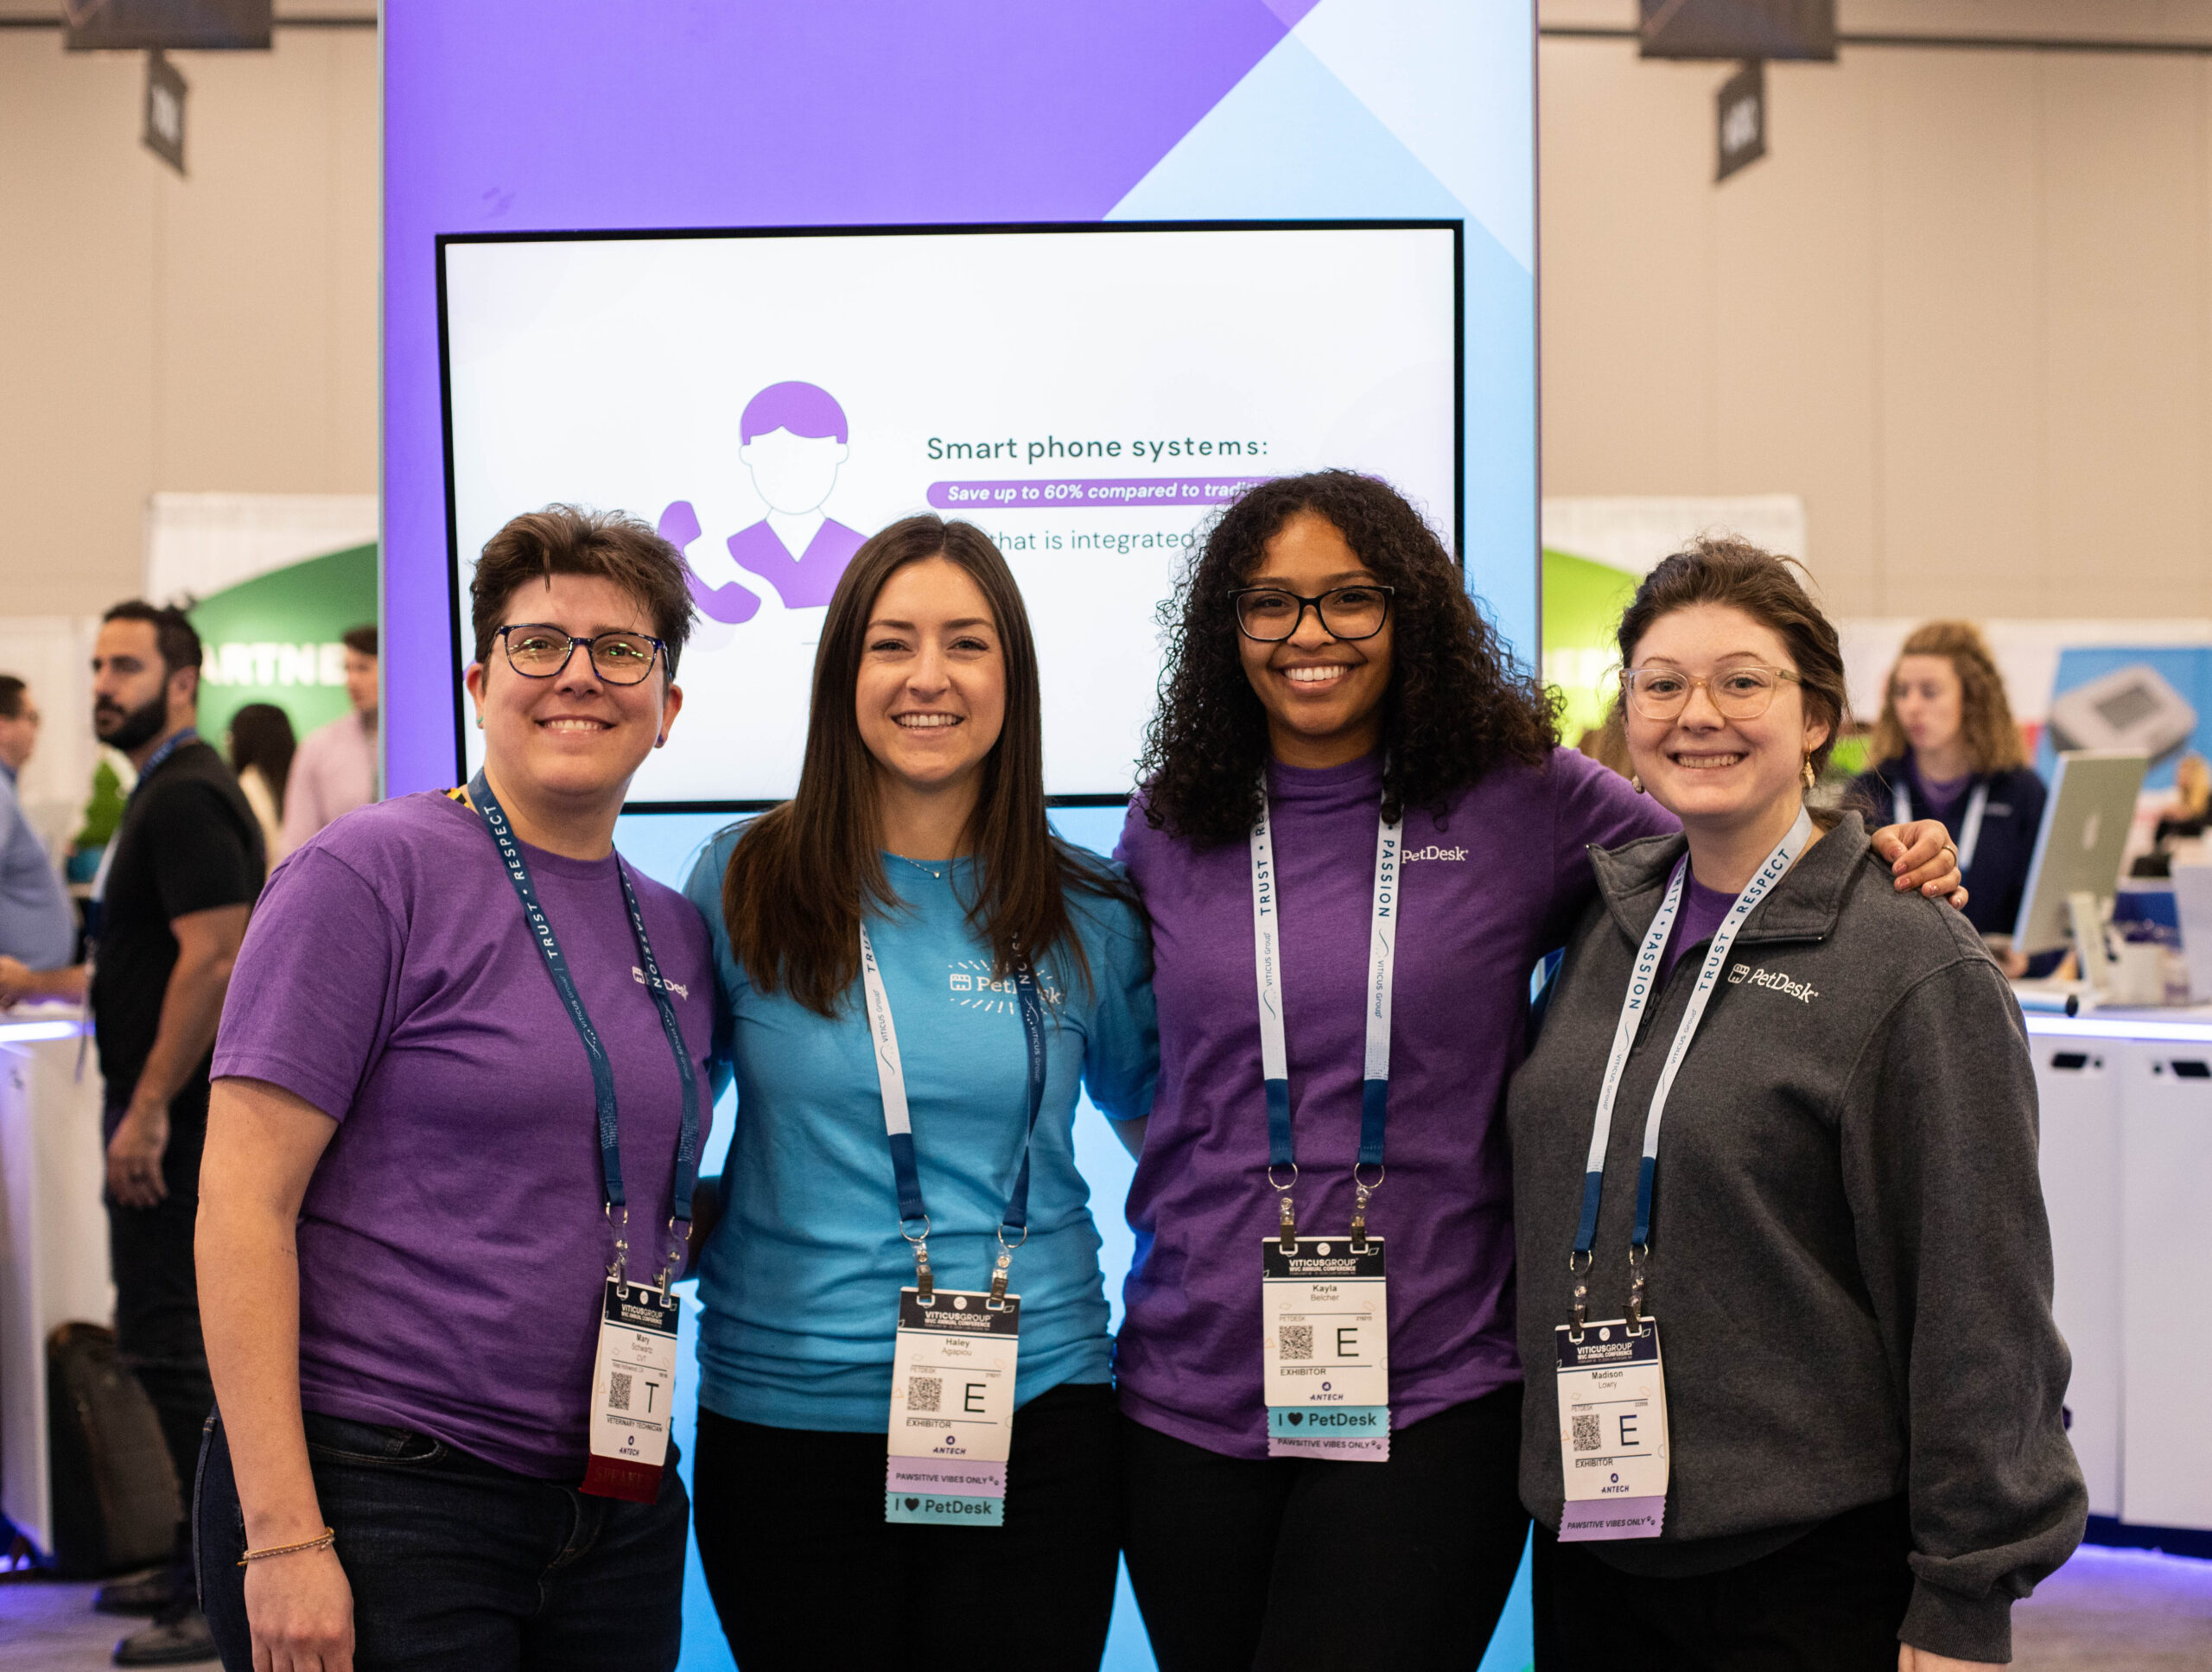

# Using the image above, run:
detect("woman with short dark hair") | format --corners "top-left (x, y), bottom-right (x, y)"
top-left (682, 516), bottom-right (1155, 1668)
top-left (1511, 538), bottom-right (2083, 1669)
top-left (1110, 474), bottom-right (1967, 1669)
top-left (197, 505), bottom-right (714, 1672)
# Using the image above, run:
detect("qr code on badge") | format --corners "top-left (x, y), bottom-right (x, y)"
top-left (1278, 1324), bottom-right (1314, 1362)
top-left (906, 1376), bottom-right (942, 1412)
top-left (1572, 1413), bottom-right (1602, 1453)
top-left (607, 1370), bottom-right (632, 1413)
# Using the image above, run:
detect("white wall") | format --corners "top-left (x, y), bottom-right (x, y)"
top-left (1539, 1), bottom-right (2212, 620)
top-left (0, 12), bottom-right (378, 620)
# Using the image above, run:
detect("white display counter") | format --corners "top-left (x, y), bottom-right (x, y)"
top-left (0, 1008), bottom-right (111, 1556)
top-left (2029, 1001), bottom-right (2212, 1530)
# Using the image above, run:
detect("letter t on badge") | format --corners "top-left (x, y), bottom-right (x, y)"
top-left (581, 1279), bottom-right (680, 1502)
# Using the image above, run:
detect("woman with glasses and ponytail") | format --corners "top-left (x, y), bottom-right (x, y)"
top-left (679, 516), bottom-right (1155, 1669)
top-left (197, 507), bottom-right (715, 1672)
top-left (1110, 474), bottom-right (1965, 1670)
top-left (1509, 538), bottom-right (2082, 1669)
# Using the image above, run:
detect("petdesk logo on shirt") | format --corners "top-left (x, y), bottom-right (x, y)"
top-left (1729, 963), bottom-right (1817, 1003)
top-left (1402, 844), bottom-right (1467, 863)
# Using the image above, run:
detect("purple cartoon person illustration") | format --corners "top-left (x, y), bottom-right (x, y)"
top-left (659, 381), bottom-right (867, 626)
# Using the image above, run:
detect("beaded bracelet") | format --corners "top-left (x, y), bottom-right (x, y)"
top-left (237, 1528), bottom-right (336, 1567)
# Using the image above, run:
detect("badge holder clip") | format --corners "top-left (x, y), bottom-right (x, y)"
top-left (1350, 1164), bottom-right (1384, 1254)
top-left (1625, 1243), bottom-right (1650, 1335)
top-left (606, 1204), bottom-right (631, 1287)
top-left (904, 1216), bottom-right (934, 1306)
top-left (988, 1224), bottom-right (1027, 1310)
top-left (1269, 1163), bottom-right (1299, 1256)
top-left (1567, 1248), bottom-right (1592, 1344)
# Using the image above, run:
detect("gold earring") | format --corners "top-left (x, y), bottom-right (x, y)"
top-left (1630, 773), bottom-right (1644, 795)
top-left (1802, 760), bottom-right (1816, 790)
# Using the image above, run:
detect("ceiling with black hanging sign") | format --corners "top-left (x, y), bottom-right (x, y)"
top-left (1715, 59), bottom-right (1765, 181)
top-left (141, 48), bottom-right (188, 176)
top-left (64, 0), bottom-right (273, 52)
top-left (1639, 0), bottom-right (1835, 61)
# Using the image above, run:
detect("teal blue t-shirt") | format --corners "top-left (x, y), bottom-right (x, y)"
top-left (682, 833), bottom-right (1158, 1432)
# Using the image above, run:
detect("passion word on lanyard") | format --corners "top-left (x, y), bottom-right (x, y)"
top-left (857, 923), bottom-right (1047, 1305)
top-left (1892, 779), bottom-right (1986, 873)
top-left (1574, 807), bottom-right (1814, 1262)
top-left (1249, 781), bottom-right (1402, 1223)
top-left (470, 772), bottom-right (700, 1273)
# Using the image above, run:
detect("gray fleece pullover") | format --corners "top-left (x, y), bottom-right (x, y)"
top-left (1509, 814), bottom-right (2085, 1662)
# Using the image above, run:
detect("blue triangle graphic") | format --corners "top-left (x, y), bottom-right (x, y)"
top-left (1108, 33), bottom-right (1465, 223)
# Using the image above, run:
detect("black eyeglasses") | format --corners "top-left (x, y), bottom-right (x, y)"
top-left (1231, 584), bottom-right (1395, 644)
top-left (496, 624), bottom-right (666, 686)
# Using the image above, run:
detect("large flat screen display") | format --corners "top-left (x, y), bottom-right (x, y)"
top-left (440, 221), bottom-right (1462, 806)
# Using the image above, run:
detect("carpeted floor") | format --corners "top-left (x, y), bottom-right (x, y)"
top-left (3, 1542), bottom-right (2209, 1670)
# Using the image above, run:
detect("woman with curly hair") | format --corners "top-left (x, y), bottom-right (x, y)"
top-left (1109, 472), bottom-right (1964, 1669)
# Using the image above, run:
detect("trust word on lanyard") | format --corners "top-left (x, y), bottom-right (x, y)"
top-left (1892, 778), bottom-right (1986, 873)
top-left (1551, 806), bottom-right (1811, 1544)
top-left (860, 921), bottom-right (1047, 1528)
top-left (469, 770), bottom-right (699, 1504)
top-left (1250, 780), bottom-right (1401, 1461)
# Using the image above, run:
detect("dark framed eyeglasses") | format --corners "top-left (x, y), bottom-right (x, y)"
top-left (496, 624), bottom-right (666, 686)
top-left (1230, 584), bottom-right (1395, 644)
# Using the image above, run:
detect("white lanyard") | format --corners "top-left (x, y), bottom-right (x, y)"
top-left (1249, 783), bottom-right (1402, 1237)
top-left (1572, 807), bottom-right (1814, 1281)
top-left (1893, 777), bottom-right (1986, 873)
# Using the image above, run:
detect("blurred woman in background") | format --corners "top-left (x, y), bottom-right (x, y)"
top-left (226, 702), bottom-right (295, 865)
top-left (1853, 620), bottom-right (2045, 950)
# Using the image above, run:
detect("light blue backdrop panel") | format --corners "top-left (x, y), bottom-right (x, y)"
top-left (2037, 647), bottom-right (2212, 792)
top-left (611, 808), bottom-right (1535, 1672)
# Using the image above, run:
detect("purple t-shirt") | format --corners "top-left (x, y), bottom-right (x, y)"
top-left (1662, 871), bottom-right (1739, 978)
top-left (212, 791), bottom-right (715, 1478)
top-left (1113, 748), bottom-right (1674, 1458)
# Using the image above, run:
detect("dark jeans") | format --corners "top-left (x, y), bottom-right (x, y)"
top-left (1121, 1384), bottom-right (1530, 1672)
top-left (691, 1379), bottom-right (1121, 1669)
top-left (196, 1412), bottom-right (689, 1672)
top-left (1533, 1496), bottom-right (1915, 1670)
top-left (105, 1084), bottom-right (213, 1576)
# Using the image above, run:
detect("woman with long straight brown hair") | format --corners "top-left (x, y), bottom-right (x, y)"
top-left (680, 516), bottom-right (1156, 1669)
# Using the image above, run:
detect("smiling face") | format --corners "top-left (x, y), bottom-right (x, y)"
top-left (854, 556), bottom-right (1007, 801)
top-left (1890, 652), bottom-right (1964, 763)
top-left (463, 572), bottom-right (681, 813)
top-left (1624, 602), bottom-right (1830, 841)
top-left (1236, 510), bottom-right (1395, 769)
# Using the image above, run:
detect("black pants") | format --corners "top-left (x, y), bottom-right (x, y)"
top-left (105, 1083), bottom-right (214, 1576)
top-left (1534, 1496), bottom-right (1915, 1671)
top-left (1121, 1384), bottom-right (1529, 1672)
top-left (199, 1413), bottom-right (687, 1671)
top-left (691, 1379), bottom-right (1121, 1669)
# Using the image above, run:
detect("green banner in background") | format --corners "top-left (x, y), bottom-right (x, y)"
top-left (187, 544), bottom-right (378, 751)
top-left (1541, 547), bottom-right (1640, 745)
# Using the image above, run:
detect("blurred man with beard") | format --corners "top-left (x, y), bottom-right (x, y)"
top-left (76, 601), bottom-right (264, 1665)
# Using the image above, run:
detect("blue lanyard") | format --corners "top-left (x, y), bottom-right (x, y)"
top-left (136, 728), bottom-right (198, 791)
top-left (468, 771), bottom-right (701, 1268)
top-left (858, 921), bottom-right (1048, 1305)
top-left (1249, 781), bottom-right (1402, 1243)
top-left (86, 728), bottom-right (200, 938)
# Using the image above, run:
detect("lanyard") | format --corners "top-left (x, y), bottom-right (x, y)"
top-left (1571, 808), bottom-right (1812, 1327)
top-left (1249, 779), bottom-right (1402, 1246)
top-left (89, 728), bottom-right (200, 915)
top-left (1892, 777), bottom-right (1986, 873)
top-left (857, 920), bottom-right (1048, 1309)
top-left (469, 771), bottom-right (701, 1282)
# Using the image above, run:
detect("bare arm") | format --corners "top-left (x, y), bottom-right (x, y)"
top-left (199, 1075), bottom-right (353, 1672)
top-left (0, 957), bottom-right (86, 1005)
top-left (1109, 1116), bottom-right (1147, 1160)
top-left (107, 903), bottom-right (249, 1206)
